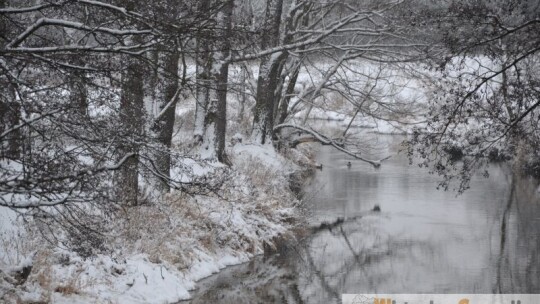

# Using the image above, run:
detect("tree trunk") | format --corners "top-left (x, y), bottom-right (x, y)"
top-left (0, 0), bottom-right (21, 160)
top-left (151, 49), bottom-right (180, 193)
top-left (116, 53), bottom-right (144, 206)
top-left (252, 52), bottom-right (287, 144)
top-left (276, 6), bottom-right (310, 125)
top-left (193, 0), bottom-right (213, 143)
top-left (201, 0), bottom-right (233, 163)
top-left (251, 0), bottom-right (286, 144)
top-left (277, 59), bottom-right (302, 125)
top-left (146, 50), bottom-right (159, 116)
top-left (71, 57), bottom-right (88, 118)
top-left (238, 64), bottom-right (249, 123)
top-left (272, 59), bottom-right (288, 121)
top-left (0, 92), bottom-right (20, 160)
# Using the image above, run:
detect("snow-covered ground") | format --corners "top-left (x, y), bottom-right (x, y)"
top-left (0, 142), bottom-right (312, 303)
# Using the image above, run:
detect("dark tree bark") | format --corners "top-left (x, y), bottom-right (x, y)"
top-left (70, 57), bottom-right (88, 117)
top-left (276, 5), bottom-right (310, 125)
top-left (0, 0), bottom-right (21, 160)
top-left (151, 49), bottom-right (180, 193)
top-left (251, 0), bottom-right (286, 144)
top-left (193, 0), bottom-right (213, 143)
top-left (113, 0), bottom-right (152, 206)
top-left (114, 0), bottom-right (145, 205)
top-left (277, 59), bottom-right (302, 125)
top-left (116, 51), bottom-right (144, 206)
top-left (0, 93), bottom-right (20, 160)
top-left (201, 0), bottom-right (234, 163)
top-left (237, 64), bottom-right (249, 123)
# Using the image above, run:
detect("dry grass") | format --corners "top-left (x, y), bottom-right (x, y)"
top-left (116, 200), bottom-right (190, 269)
top-left (1, 141), bottom-right (308, 303)
top-left (0, 226), bottom-right (38, 268)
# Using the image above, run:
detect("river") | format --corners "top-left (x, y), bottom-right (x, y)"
top-left (184, 135), bottom-right (540, 303)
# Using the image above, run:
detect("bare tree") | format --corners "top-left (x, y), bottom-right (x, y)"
top-left (238, 0), bottom-right (424, 165)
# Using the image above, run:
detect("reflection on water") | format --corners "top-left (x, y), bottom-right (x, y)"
top-left (185, 136), bottom-right (540, 303)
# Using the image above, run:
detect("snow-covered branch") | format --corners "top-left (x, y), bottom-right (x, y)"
top-left (0, 109), bottom-right (62, 140)
top-left (154, 88), bottom-right (181, 122)
top-left (0, 153), bottom-right (136, 209)
top-left (0, 2), bottom-right (63, 13)
top-left (77, 0), bottom-right (143, 18)
top-left (273, 124), bottom-right (390, 168)
top-left (227, 11), bottom-right (368, 62)
top-left (7, 18), bottom-right (152, 48)
top-left (3, 41), bottom-right (159, 54)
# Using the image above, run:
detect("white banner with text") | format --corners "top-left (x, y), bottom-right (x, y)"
top-left (342, 294), bottom-right (540, 304)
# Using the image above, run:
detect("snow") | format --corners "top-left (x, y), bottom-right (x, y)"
top-left (46, 255), bottom-right (191, 304)
top-left (0, 206), bottom-right (22, 265)
top-left (1, 142), bottom-right (302, 304)
top-left (232, 142), bottom-right (298, 173)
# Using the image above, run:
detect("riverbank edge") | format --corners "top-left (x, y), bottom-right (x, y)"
top-left (0, 142), bottom-right (318, 304)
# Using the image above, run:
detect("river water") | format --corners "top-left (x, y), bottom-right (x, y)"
top-left (185, 136), bottom-right (540, 303)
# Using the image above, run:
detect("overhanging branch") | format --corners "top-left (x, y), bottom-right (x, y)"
top-left (274, 123), bottom-right (390, 168)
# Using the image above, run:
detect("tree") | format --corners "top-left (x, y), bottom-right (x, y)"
top-left (115, 48), bottom-right (145, 206)
top-left (0, 0), bottom-right (20, 160)
top-left (251, 0), bottom-right (287, 144)
top-left (0, 0), bottom-right (208, 210)
top-left (145, 0), bottom-right (185, 194)
top-left (193, 0), bottom-right (214, 145)
top-left (407, 0), bottom-right (540, 191)
top-left (241, 0), bottom-right (424, 166)
top-left (199, 0), bottom-right (234, 163)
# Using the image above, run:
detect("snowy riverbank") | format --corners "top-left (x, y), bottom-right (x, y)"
top-left (0, 143), bottom-right (314, 303)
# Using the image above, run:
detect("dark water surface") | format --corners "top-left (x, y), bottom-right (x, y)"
top-left (184, 136), bottom-right (540, 303)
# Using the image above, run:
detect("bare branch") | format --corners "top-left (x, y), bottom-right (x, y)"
top-left (274, 123), bottom-right (391, 168)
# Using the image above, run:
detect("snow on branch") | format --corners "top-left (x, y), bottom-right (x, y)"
top-left (7, 18), bottom-right (152, 48)
top-left (0, 2), bottom-right (63, 14)
top-left (3, 41), bottom-right (159, 54)
top-left (0, 153), bottom-right (137, 209)
top-left (227, 11), bottom-right (368, 62)
top-left (154, 88), bottom-right (181, 121)
top-left (0, 1), bottom-right (142, 18)
top-left (104, 153), bottom-right (138, 170)
top-left (273, 123), bottom-right (391, 168)
top-left (0, 109), bottom-right (62, 140)
top-left (78, 0), bottom-right (143, 18)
